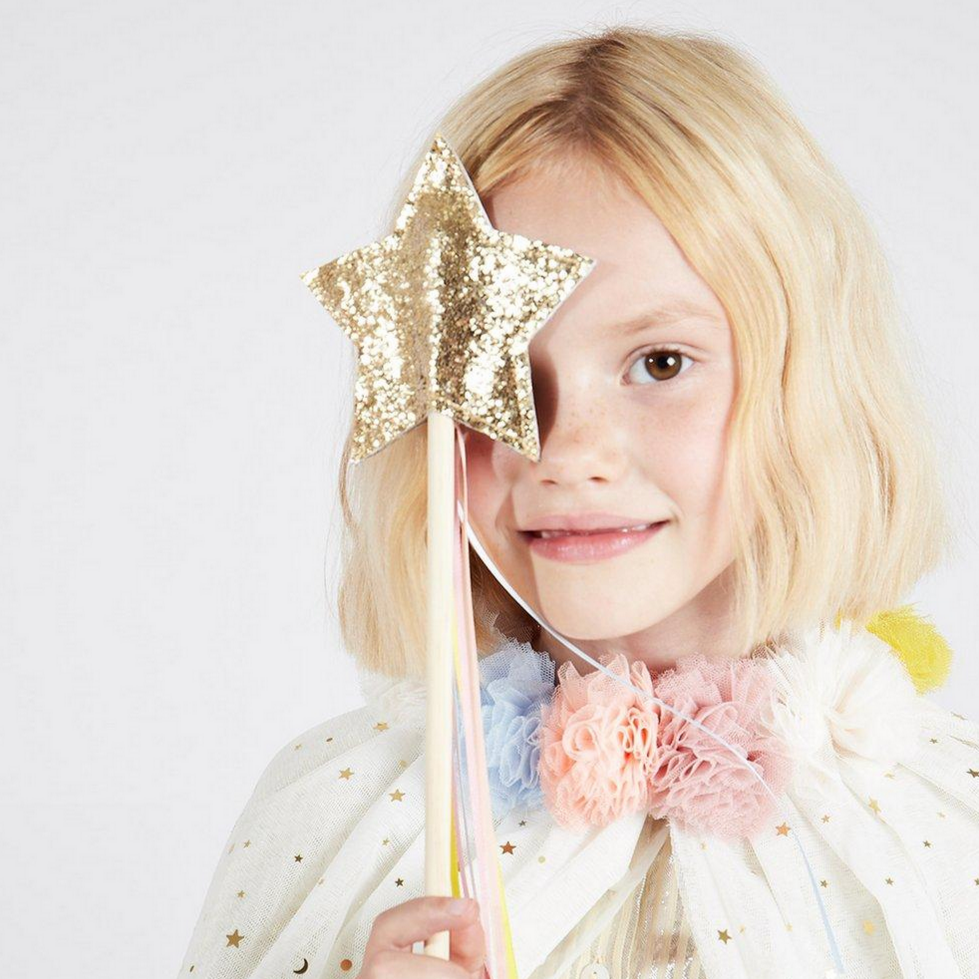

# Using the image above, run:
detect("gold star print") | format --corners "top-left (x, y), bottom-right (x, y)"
top-left (822, 814), bottom-right (831, 823)
top-left (820, 880), bottom-right (828, 888)
top-left (862, 920), bottom-right (875, 935)
top-left (236, 890), bottom-right (245, 898)
top-left (395, 878), bottom-right (404, 887)
top-left (885, 878), bottom-right (894, 885)
top-left (776, 823), bottom-right (790, 837)
top-left (869, 798), bottom-right (882, 815)
top-left (923, 840), bottom-right (932, 848)
top-left (226, 929), bottom-right (244, 948)
top-left (884, 772), bottom-right (896, 779)
top-left (968, 769), bottom-right (979, 778)
top-left (519, 820), bottom-right (527, 827)
top-left (974, 878), bottom-right (979, 886)
top-left (382, 838), bottom-right (390, 846)
top-left (390, 789), bottom-right (406, 802)
top-left (717, 929), bottom-right (732, 944)
top-left (373, 721), bottom-right (389, 731)
top-left (300, 134), bottom-right (596, 464)
top-left (501, 841), bottom-right (516, 854)
top-left (339, 768), bottom-right (354, 780)
top-left (242, 840), bottom-right (251, 848)
top-left (929, 737), bottom-right (939, 744)
top-left (294, 854), bottom-right (303, 862)
top-left (294, 743), bottom-right (303, 750)
top-left (399, 759), bottom-right (408, 768)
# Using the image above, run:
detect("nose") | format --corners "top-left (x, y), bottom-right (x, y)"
top-left (531, 367), bottom-right (623, 485)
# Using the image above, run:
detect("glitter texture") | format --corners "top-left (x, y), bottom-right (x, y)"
top-left (300, 133), bottom-right (596, 462)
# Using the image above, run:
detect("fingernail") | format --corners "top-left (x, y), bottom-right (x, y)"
top-left (447, 898), bottom-right (471, 916)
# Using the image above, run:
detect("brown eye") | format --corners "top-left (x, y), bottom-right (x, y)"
top-left (627, 348), bottom-right (692, 385)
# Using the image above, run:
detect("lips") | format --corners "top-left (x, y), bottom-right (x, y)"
top-left (521, 521), bottom-right (669, 563)
top-left (529, 523), bottom-right (654, 538)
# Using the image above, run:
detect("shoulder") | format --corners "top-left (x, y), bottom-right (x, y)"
top-left (248, 667), bottom-right (427, 804)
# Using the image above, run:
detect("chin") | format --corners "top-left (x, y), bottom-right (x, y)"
top-left (535, 597), bottom-right (673, 644)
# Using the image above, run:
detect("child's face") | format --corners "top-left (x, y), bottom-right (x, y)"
top-left (463, 156), bottom-right (739, 663)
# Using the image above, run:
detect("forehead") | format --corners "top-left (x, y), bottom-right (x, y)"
top-left (483, 158), bottom-right (728, 333)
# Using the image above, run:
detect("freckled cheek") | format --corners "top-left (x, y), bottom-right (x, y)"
top-left (630, 401), bottom-right (731, 516)
top-left (461, 434), bottom-right (519, 540)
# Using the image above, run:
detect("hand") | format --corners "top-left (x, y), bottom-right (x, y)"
top-left (357, 896), bottom-right (486, 978)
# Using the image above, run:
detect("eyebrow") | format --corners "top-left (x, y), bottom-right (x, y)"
top-left (617, 299), bottom-right (725, 335)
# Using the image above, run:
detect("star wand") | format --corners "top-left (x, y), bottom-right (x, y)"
top-left (301, 134), bottom-right (594, 971)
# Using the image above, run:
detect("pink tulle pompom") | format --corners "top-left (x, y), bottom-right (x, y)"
top-left (647, 654), bottom-right (792, 840)
top-left (538, 653), bottom-right (660, 832)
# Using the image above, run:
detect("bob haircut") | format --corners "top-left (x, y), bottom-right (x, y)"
top-left (331, 25), bottom-right (954, 679)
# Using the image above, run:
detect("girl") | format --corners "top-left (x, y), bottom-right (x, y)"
top-left (177, 25), bottom-right (977, 979)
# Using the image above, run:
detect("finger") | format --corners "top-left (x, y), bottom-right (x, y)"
top-left (363, 948), bottom-right (471, 978)
top-left (448, 904), bottom-right (486, 974)
top-left (366, 897), bottom-right (480, 953)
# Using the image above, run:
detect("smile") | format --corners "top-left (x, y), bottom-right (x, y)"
top-left (519, 521), bottom-right (669, 563)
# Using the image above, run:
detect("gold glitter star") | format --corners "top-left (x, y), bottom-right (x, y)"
top-left (776, 822), bottom-right (790, 836)
top-left (339, 768), bottom-right (354, 780)
top-left (717, 929), bottom-right (732, 944)
top-left (518, 820), bottom-right (527, 827)
top-left (968, 769), bottom-right (979, 778)
top-left (300, 134), bottom-right (596, 463)
top-left (390, 789), bottom-right (406, 802)
top-left (242, 840), bottom-right (251, 848)
top-left (501, 841), bottom-right (516, 854)
top-left (225, 929), bottom-right (244, 948)
top-left (373, 721), bottom-right (389, 731)
top-left (862, 920), bottom-right (875, 935)
top-left (929, 737), bottom-right (939, 744)
top-left (294, 743), bottom-right (303, 750)
top-left (236, 890), bottom-right (245, 898)
top-left (395, 878), bottom-right (404, 887)
top-left (869, 798), bottom-right (881, 815)
top-left (822, 814), bottom-right (831, 823)
top-left (923, 840), bottom-right (932, 848)
top-left (885, 878), bottom-right (894, 885)
top-left (294, 854), bottom-right (303, 862)
top-left (884, 772), bottom-right (896, 779)
top-left (820, 880), bottom-right (828, 888)
top-left (382, 838), bottom-right (390, 846)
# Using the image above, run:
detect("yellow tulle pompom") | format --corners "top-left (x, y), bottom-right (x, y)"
top-left (862, 605), bottom-right (953, 693)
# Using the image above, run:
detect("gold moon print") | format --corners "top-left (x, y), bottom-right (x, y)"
top-left (293, 958), bottom-right (309, 974)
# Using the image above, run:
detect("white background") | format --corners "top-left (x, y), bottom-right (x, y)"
top-left (1, 2), bottom-right (976, 976)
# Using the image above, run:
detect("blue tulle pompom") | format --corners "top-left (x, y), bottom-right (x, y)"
top-left (457, 638), bottom-right (556, 822)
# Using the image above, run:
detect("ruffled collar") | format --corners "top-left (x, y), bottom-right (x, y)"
top-left (356, 619), bottom-right (922, 839)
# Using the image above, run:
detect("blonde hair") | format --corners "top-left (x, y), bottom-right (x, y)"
top-left (333, 25), bottom-right (955, 679)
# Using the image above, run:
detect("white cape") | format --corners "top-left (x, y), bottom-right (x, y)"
top-left (176, 621), bottom-right (979, 978)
